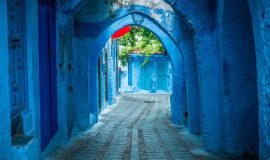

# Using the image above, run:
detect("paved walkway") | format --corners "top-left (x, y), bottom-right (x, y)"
top-left (47, 94), bottom-right (237, 160)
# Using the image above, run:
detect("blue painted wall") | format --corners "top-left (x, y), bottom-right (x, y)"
top-left (98, 46), bottom-right (107, 112)
top-left (0, 1), bottom-right (12, 159)
top-left (1, 0), bottom-right (270, 159)
top-left (248, 0), bottom-right (270, 159)
top-left (47, 0), bottom-right (270, 158)
top-left (180, 40), bottom-right (201, 135)
top-left (107, 39), bottom-right (118, 105)
top-left (120, 54), bottom-right (172, 93)
top-left (98, 38), bottom-right (118, 111)
top-left (218, 0), bottom-right (259, 155)
top-left (0, 0), bottom-right (41, 159)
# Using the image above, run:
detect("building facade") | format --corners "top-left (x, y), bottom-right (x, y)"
top-left (119, 54), bottom-right (172, 93)
top-left (0, 0), bottom-right (53, 159)
top-left (98, 38), bottom-right (119, 112)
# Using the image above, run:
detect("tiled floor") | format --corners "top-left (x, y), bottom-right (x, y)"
top-left (47, 94), bottom-right (238, 160)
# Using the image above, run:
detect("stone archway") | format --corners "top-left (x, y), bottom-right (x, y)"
top-left (87, 12), bottom-right (185, 126)
top-left (60, 0), bottom-right (224, 153)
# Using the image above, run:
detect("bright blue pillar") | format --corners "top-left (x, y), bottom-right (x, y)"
top-left (196, 32), bottom-right (223, 152)
top-left (181, 40), bottom-right (201, 134)
top-left (72, 38), bottom-right (93, 131)
top-left (170, 63), bottom-right (185, 125)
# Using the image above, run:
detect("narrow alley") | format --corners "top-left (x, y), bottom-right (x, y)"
top-left (2, 0), bottom-right (270, 159)
top-left (48, 95), bottom-right (233, 160)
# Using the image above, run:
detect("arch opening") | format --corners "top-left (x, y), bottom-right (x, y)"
top-left (88, 12), bottom-right (185, 125)
top-left (97, 25), bottom-right (173, 113)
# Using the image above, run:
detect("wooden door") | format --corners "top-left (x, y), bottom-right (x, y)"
top-left (38, 0), bottom-right (58, 151)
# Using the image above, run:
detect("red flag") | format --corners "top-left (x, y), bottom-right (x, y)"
top-left (112, 26), bottom-right (131, 39)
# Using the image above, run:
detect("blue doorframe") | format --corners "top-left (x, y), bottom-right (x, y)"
top-left (38, 0), bottom-right (58, 151)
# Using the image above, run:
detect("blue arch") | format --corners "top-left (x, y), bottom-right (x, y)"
top-left (88, 12), bottom-right (185, 125)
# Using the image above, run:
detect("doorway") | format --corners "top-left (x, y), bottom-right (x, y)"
top-left (38, 0), bottom-right (58, 151)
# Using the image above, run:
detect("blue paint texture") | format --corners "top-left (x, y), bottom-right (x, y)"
top-left (218, 0), bottom-right (259, 155)
top-left (119, 54), bottom-right (172, 93)
top-left (1, 0), bottom-right (270, 159)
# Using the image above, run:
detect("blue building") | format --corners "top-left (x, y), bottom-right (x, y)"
top-left (0, 0), bottom-right (57, 159)
top-left (119, 54), bottom-right (172, 93)
top-left (98, 38), bottom-right (119, 112)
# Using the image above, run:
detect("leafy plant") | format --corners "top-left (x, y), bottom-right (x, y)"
top-left (118, 26), bottom-right (164, 66)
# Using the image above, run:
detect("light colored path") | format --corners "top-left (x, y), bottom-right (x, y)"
top-left (47, 94), bottom-right (237, 160)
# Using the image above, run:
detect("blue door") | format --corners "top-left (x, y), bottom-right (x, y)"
top-left (157, 63), bottom-right (169, 91)
top-left (38, 0), bottom-right (58, 151)
top-left (128, 62), bottom-right (133, 86)
top-left (140, 63), bottom-right (152, 90)
top-left (7, 0), bottom-right (27, 117)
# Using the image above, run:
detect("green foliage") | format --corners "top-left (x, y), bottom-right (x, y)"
top-left (118, 26), bottom-right (164, 66)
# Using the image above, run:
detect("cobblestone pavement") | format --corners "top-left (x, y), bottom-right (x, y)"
top-left (47, 94), bottom-right (239, 160)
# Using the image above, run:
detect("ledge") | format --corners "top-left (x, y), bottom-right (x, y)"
top-left (12, 134), bottom-right (34, 147)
